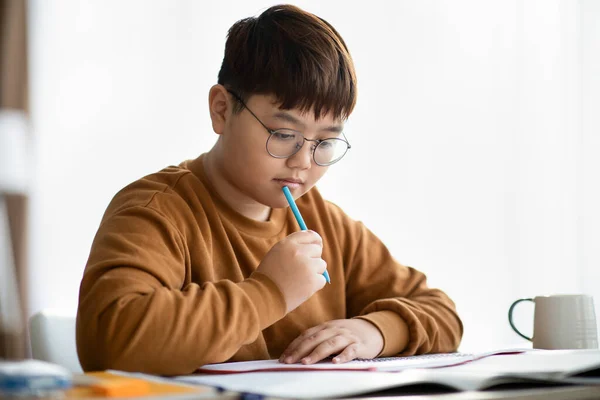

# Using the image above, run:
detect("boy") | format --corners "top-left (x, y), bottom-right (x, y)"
top-left (76, 4), bottom-right (462, 376)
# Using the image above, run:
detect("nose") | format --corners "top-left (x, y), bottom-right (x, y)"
top-left (286, 141), bottom-right (312, 170)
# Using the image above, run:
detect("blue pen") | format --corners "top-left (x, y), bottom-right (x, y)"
top-left (282, 186), bottom-right (331, 284)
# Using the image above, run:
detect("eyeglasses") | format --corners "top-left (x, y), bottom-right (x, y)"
top-left (228, 90), bottom-right (351, 166)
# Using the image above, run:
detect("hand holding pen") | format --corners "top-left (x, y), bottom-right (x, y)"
top-left (253, 187), bottom-right (328, 313)
top-left (282, 186), bottom-right (331, 284)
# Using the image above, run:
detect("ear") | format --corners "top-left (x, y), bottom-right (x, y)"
top-left (208, 84), bottom-right (231, 135)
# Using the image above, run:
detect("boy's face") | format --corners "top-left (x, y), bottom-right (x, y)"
top-left (217, 92), bottom-right (345, 209)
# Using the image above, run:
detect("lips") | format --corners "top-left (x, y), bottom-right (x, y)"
top-left (274, 178), bottom-right (304, 189)
top-left (276, 178), bottom-right (304, 184)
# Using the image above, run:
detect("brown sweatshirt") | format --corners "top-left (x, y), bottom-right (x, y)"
top-left (76, 155), bottom-right (462, 375)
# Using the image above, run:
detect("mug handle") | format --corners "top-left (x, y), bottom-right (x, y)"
top-left (508, 298), bottom-right (534, 341)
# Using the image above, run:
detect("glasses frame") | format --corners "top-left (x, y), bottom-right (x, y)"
top-left (227, 90), bottom-right (351, 166)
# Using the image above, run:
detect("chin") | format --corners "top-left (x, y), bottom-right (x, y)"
top-left (261, 197), bottom-right (290, 209)
top-left (253, 190), bottom-right (297, 209)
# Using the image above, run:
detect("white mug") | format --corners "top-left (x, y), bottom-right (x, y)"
top-left (508, 294), bottom-right (599, 350)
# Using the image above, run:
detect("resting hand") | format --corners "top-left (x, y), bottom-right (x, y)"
top-left (279, 319), bottom-right (384, 364)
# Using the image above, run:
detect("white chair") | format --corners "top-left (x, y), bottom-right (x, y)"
top-left (29, 310), bottom-right (82, 373)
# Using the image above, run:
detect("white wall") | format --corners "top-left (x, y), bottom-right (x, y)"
top-left (27, 0), bottom-right (600, 352)
top-left (581, 0), bottom-right (600, 318)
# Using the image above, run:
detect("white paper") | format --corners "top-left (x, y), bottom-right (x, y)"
top-left (447, 349), bottom-right (600, 377)
top-left (173, 350), bottom-right (600, 399)
top-left (196, 351), bottom-right (504, 373)
top-left (177, 370), bottom-right (450, 399)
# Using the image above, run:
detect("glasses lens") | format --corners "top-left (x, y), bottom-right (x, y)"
top-left (267, 129), bottom-right (303, 158)
top-left (314, 138), bottom-right (349, 165)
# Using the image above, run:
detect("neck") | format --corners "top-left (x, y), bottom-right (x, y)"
top-left (203, 146), bottom-right (272, 222)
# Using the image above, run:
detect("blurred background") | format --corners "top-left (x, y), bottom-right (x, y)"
top-left (1, 0), bottom-right (599, 359)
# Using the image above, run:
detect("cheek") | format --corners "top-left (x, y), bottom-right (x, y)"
top-left (307, 166), bottom-right (329, 186)
top-left (224, 124), bottom-right (266, 164)
top-left (224, 132), bottom-right (278, 180)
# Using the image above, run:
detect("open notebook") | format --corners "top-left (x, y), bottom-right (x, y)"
top-left (193, 349), bottom-right (524, 374)
top-left (174, 350), bottom-right (600, 399)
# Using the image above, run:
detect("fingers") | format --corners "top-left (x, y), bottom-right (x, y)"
top-left (301, 335), bottom-right (354, 365)
top-left (279, 319), bottom-right (381, 365)
top-left (280, 325), bottom-right (325, 362)
top-left (301, 243), bottom-right (323, 258)
top-left (313, 258), bottom-right (327, 274)
top-left (313, 273), bottom-right (327, 291)
top-left (291, 230), bottom-right (323, 246)
top-left (280, 326), bottom-right (356, 365)
top-left (332, 344), bottom-right (359, 364)
top-left (297, 244), bottom-right (326, 276)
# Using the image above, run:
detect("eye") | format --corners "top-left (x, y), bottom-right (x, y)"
top-left (272, 131), bottom-right (297, 141)
top-left (318, 140), bottom-right (333, 148)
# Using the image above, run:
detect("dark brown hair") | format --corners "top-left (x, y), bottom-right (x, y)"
top-left (217, 4), bottom-right (357, 120)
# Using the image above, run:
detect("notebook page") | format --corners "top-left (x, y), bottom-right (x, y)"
top-left (194, 350), bottom-right (523, 374)
top-left (446, 349), bottom-right (600, 376)
top-left (176, 369), bottom-right (466, 399)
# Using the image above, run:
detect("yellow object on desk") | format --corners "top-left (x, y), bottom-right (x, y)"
top-left (67, 371), bottom-right (213, 398)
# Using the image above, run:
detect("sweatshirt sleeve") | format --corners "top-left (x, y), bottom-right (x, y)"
top-left (342, 221), bottom-right (463, 357)
top-left (76, 203), bottom-right (286, 375)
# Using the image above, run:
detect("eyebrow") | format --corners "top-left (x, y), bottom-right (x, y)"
top-left (272, 111), bottom-right (344, 134)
